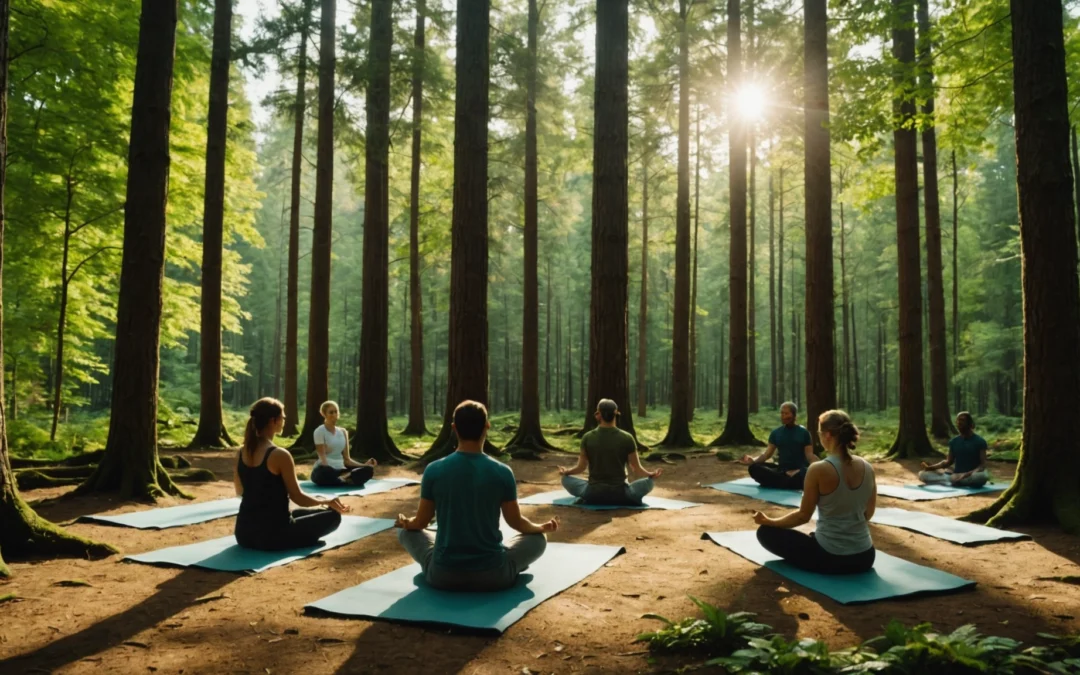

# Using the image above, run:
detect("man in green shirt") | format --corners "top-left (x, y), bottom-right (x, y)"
top-left (558, 399), bottom-right (662, 506)
top-left (919, 412), bottom-right (989, 487)
top-left (395, 400), bottom-right (559, 591)
top-left (738, 402), bottom-right (816, 490)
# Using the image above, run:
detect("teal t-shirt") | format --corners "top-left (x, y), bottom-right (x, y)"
top-left (949, 433), bottom-right (987, 474)
top-left (420, 451), bottom-right (517, 571)
top-left (768, 424), bottom-right (813, 471)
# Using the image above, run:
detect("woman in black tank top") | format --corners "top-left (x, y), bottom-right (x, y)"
top-left (233, 398), bottom-right (350, 551)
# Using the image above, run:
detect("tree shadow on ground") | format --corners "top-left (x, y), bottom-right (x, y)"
top-left (0, 567), bottom-right (234, 673)
top-left (332, 620), bottom-right (493, 674)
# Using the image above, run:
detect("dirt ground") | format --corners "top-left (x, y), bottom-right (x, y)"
top-left (1, 449), bottom-right (1078, 675)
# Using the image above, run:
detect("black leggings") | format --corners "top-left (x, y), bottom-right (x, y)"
top-left (237, 508), bottom-right (342, 551)
top-left (749, 462), bottom-right (806, 490)
top-left (311, 463), bottom-right (374, 488)
top-left (756, 526), bottom-right (875, 575)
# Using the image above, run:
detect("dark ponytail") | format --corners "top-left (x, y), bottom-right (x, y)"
top-left (244, 398), bottom-right (284, 459)
top-left (818, 409), bottom-right (860, 462)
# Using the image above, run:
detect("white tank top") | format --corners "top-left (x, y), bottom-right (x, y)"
top-left (814, 454), bottom-right (874, 555)
top-left (313, 425), bottom-right (347, 470)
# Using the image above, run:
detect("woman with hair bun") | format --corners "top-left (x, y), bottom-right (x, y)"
top-left (751, 409), bottom-right (877, 574)
top-left (233, 397), bottom-right (350, 551)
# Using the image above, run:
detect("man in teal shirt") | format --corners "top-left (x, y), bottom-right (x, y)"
top-left (919, 412), bottom-right (989, 487)
top-left (395, 400), bottom-right (559, 591)
top-left (738, 402), bottom-right (816, 490)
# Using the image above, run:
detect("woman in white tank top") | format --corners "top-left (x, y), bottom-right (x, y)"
top-left (751, 409), bottom-right (877, 574)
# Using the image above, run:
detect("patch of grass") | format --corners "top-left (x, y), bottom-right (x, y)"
top-left (0, 593), bottom-right (19, 604)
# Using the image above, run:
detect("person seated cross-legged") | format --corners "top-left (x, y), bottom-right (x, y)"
top-left (738, 401), bottom-right (817, 490)
top-left (919, 411), bottom-right (990, 488)
top-left (558, 398), bottom-right (661, 506)
top-left (395, 400), bottom-right (559, 592)
top-left (310, 400), bottom-right (377, 488)
top-left (233, 397), bottom-right (350, 552)
top-left (754, 409), bottom-right (877, 575)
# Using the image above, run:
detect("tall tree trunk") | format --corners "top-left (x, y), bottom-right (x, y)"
top-left (966, 0), bottom-right (1080, 532)
top-left (918, 0), bottom-right (954, 440)
top-left (79, 0), bottom-right (183, 498)
top-left (507, 0), bottom-right (554, 451)
top-left (295, 0), bottom-right (336, 449)
top-left (689, 105), bottom-right (701, 419)
top-left (273, 204), bottom-right (285, 399)
top-left (555, 297), bottom-right (562, 412)
top-left (718, 314), bottom-right (726, 417)
top-left (579, 304), bottom-right (585, 409)
top-left (660, 0), bottom-right (696, 448)
top-left (636, 155), bottom-right (649, 419)
top-left (888, 0), bottom-right (934, 458)
top-left (803, 0), bottom-right (836, 445)
top-left (421, 0), bottom-right (497, 462)
top-left (851, 299), bottom-right (861, 408)
top-left (191, 0), bottom-right (234, 449)
top-left (354, 0), bottom-right (406, 463)
top-left (545, 257), bottom-right (551, 410)
top-left (951, 149), bottom-right (961, 413)
top-left (1073, 127), bottom-right (1080, 244)
top-left (747, 0), bottom-right (759, 416)
top-left (840, 199), bottom-right (850, 408)
top-left (50, 176), bottom-right (75, 442)
top-left (284, 0), bottom-right (312, 438)
top-left (582, 0), bottom-right (638, 442)
top-left (877, 313), bottom-right (886, 411)
top-left (769, 170), bottom-right (776, 407)
top-left (778, 167), bottom-right (785, 398)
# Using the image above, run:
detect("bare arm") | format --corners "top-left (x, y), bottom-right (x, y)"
top-left (756, 465), bottom-right (820, 528)
top-left (923, 450), bottom-right (954, 471)
top-left (627, 451), bottom-right (660, 479)
top-left (501, 500), bottom-right (558, 534)
top-left (233, 461), bottom-right (243, 497)
top-left (269, 449), bottom-right (348, 510)
top-left (741, 444), bottom-right (777, 464)
top-left (396, 498), bottom-right (436, 530)
top-left (803, 444), bottom-right (817, 466)
top-left (558, 450), bottom-right (589, 476)
top-left (864, 466), bottom-right (877, 521)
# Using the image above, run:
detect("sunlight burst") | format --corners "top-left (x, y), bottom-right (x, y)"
top-left (735, 84), bottom-right (768, 120)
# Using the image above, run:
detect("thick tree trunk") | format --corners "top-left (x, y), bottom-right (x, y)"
top-left (769, 171), bottom-right (776, 406)
top-left (507, 0), bottom-right (554, 451)
top-left (283, 0), bottom-right (311, 438)
top-left (689, 105), bottom-right (701, 419)
top-left (803, 0), bottom-right (836, 445)
top-left (840, 200), bottom-right (850, 408)
top-left (778, 167), bottom-right (785, 398)
top-left (636, 155), bottom-right (649, 419)
top-left (295, 0), bottom-right (336, 449)
top-left (851, 300), bottom-right (861, 409)
top-left (712, 0), bottom-right (760, 447)
top-left (545, 257), bottom-right (551, 410)
top-left (918, 0), bottom-right (954, 441)
top-left (403, 0), bottom-right (428, 437)
top-left (1073, 127), bottom-right (1080, 244)
top-left (421, 0), bottom-right (498, 462)
top-left (951, 150), bottom-right (961, 413)
top-left (581, 0), bottom-right (638, 443)
top-left (79, 0), bottom-right (184, 498)
top-left (966, 0), bottom-right (1080, 532)
top-left (353, 0), bottom-right (406, 463)
top-left (660, 0), bottom-right (696, 448)
top-left (888, 0), bottom-right (934, 458)
top-left (191, 0), bottom-right (234, 450)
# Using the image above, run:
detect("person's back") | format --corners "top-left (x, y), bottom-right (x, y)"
top-left (814, 454), bottom-right (874, 556)
top-left (425, 450), bottom-right (516, 571)
top-left (236, 446), bottom-right (290, 545)
top-left (581, 426), bottom-right (636, 502)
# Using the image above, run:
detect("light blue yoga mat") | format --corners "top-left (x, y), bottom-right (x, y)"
top-left (706, 477), bottom-right (804, 507)
top-left (125, 516), bottom-right (395, 573)
top-left (877, 482), bottom-right (1009, 501)
top-left (702, 530), bottom-right (976, 604)
top-left (305, 542), bottom-right (625, 633)
top-left (299, 477), bottom-right (419, 497)
top-left (519, 489), bottom-right (700, 511)
top-left (868, 507), bottom-right (1028, 546)
top-left (79, 497), bottom-right (243, 530)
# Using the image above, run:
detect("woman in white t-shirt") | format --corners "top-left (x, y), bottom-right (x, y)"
top-left (311, 401), bottom-right (378, 487)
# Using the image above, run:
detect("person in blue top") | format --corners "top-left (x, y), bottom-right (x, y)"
top-left (918, 412), bottom-right (989, 487)
top-left (737, 402), bottom-right (817, 490)
top-left (395, 400), bottom-right (559, 592)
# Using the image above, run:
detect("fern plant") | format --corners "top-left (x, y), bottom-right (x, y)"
top-left (634, 596), bottom-right (771, 654)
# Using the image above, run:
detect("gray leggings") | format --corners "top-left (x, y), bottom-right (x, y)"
top-left (918, 469), bottom-right (989, 488)
top-left (397, 528), bottom-right (547, 592)
top-left (561, 475), bottom-right (654, 505)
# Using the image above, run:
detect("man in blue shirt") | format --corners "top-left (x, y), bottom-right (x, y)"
top-left (395, 400), bottom-right (559, 591)
top-left (919, 411), bottom-right (989, 487)
top-left (737, 402), bottom-right (816, 490)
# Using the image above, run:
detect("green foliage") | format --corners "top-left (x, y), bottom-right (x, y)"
top-left (635, 597), bottom-right (771, 655)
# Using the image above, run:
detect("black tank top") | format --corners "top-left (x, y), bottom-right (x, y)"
top-left (235, 446), bottom-right (290, 538)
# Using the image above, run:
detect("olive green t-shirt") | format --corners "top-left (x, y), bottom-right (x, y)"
top-left (581, 426), bottom-right (637, 488)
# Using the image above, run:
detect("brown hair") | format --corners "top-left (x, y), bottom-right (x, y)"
top-left (244, 397), bottom-right (284, 459)
top-left (818, 409), bottom-right (859, 461)
top-left (453, 400), bottom-right (488, 441)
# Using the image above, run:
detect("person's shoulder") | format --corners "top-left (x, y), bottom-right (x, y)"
top-left (769, 426), bottom-right (783, 439)
top-left (314, 424), bottom-right (327, 437)
top-left (973, 433), bottom-right (988, 447)
top-left (797, 425), bottom-right (812, 438)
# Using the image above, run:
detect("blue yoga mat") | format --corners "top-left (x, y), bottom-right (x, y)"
top-left (79, 497), bottom-right (243, 530)
top-left (868, 507), bottom-right (1028, 546)
top-left (305, 542), bottom-right (625, 633)
top-left (125, 515), bottom-right (395, 573)
top-left (702, 530), bottom-right (976, 604)
top-left (518, 489), bottom-right (700, 511)
top-left (706, 478), bottom-right (804, 507)
top-left (877, 482), bottom-right (1009, 501)
top-left (299, 477), bottom-right (419, 497)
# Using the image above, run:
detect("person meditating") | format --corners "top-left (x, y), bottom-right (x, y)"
top-left (558, 398), bottom-right (661, 506)
top-left (395, 400), bottom-right (558, 592)
top-left (311, 400), bottom-right (377, 487)
top-left (738, 402), bottom-right (816, 490)
top-left (919, 412), bottom-right (989, 488)
top-left (233, 397), bottom-right (350, 551)
top-left (753, 410), bottom-right (877, 575)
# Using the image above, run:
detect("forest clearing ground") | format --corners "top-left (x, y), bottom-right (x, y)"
top-left (2, 417), bottom-right (1077, 674)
